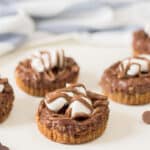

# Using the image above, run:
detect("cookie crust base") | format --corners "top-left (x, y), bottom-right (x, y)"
top-left (102, 90), bottom-right (150, 105)
top-left (15, 74), bottom-right (78, 97)
top-left (36, 115), bottom-right (107, 144)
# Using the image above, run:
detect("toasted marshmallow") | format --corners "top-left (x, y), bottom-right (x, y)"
top-left (41, 53), bottom-right (50, 69)
top-left (62, 91), bottom-right (74, 97)
top-left (31, 49), bottom-right (65, 72)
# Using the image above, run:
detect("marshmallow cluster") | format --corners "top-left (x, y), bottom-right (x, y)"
top-left (45, 84), bottom-right (93, 118)
top-left (119, 54), bottom-right (150, 76)
top-left (31, 50), bottom-right (65, 72)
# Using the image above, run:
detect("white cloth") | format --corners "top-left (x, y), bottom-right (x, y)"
top-left (0, 0), bottom-right (150, 55)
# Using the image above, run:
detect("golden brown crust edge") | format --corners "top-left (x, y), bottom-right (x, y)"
top-left (36, 115), bottom-right (108, 144)
top-left (0, 103), bottom-right (13, 123)
top-left (15, 72), bottom-right (79, 97)
top-left (102, 90), bottom-right (150, 105)
top-left (133, 50), bottom-right (150, 56)
top-left (133, 50), bottom-right (139, 56)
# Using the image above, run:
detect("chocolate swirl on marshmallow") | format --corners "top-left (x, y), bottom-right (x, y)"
top-left (31, 49), bottom-right (65, 73)
top-left (118, 54), bottom-right (150, 78)
top-left (44, 83), bottom-right (95, 119)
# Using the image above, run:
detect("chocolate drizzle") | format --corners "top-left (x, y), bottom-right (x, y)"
top-left (44, 84), bottom-right (105, 120)
top-left (31, 50), bottom-right (65, 73)
top-left (37, 84), bottom-right (109, 136)
top-left (118, 56), bottom-right (150, 78)
top-left (16, 55), bottom-right (80, 91)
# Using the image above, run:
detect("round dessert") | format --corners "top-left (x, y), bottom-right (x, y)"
top-left (0, 78), bottom-right (14, 123)
top-left (36, 83), bottom-right (109, 144)
top-left (15, 49), bottom-right (79, 97)
top-left (100, 54), bottom-right (150, 105)
top-left (133, 25), bottom-right (150, 56)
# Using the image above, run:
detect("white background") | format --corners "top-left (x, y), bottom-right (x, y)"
top-left (0, 38), bottom-right (149, 150)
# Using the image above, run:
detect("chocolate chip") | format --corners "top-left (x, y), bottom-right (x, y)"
top-left (0, 143), bottom-right (9, 150)
top-left (142, 111), bottom-right (150, 124)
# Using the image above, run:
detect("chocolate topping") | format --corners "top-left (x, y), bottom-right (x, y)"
top-left (142, 111), bottom-right (150, 124)
top-left (0, 143), bottom-right (9, 150)
top-left (15, 56), bottom-right (79, 90)
top-left (133, 29), bottom-right (150, 54)
top-left (37, 84), bottom-right (109, 136)
top-left (0, 78), bottom-right (14, 123)
top-left (44, 84), bottom-right (93, 119)
top-left (118, 56), bottom-right (150, 78)
top-left (31, 50), bottom-right (65, 72)
top-left (101, 60), bottom-right (150, 94)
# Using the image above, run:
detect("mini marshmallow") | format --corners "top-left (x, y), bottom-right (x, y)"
top-left (69, 100), bottom-right (91, 118)
top-left (121, 58), bottom-right (149, 76)
top-left (45, 97), bottom-right (68, 112)
top-left (31, 58), bottom-right (45, 72)
top-left (130, 58), bottom-right (149, 72)
top-left (139, 54), bottom-right (150, 60)
top-left (127, 64), bottom-right (140, 76)
top-left (81, 96), bottom-right (92, 105)
top-left (75, 86), bottom-right (86, 95)
top-left (63, 91), bottom-right (74, 97)
top-left (41, 53), bottom-right (50, 69)
top-left (144, 24), bottom-right (150, 37)
top-left (0, 84), bottom-right (4, 92)
top-left (58, 50), bottom-right (64, 68)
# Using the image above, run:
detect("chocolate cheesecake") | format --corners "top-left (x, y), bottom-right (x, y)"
top-left (36, 83), bottom-right (109, 144)
top-left (100, 54), bottom-right (150, 105)
top-left (15, 49), bottom-right (79, 97)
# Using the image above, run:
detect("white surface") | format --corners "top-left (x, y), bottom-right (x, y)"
top-left (0, 41), bottom-right (149, 150)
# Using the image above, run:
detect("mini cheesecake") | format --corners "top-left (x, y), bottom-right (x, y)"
top-left (15, 49), bottom-right (79, 97)
top-left (100, 54), bottom-right (150, 105)
top-left (36, 83), bottom-right (109, 144)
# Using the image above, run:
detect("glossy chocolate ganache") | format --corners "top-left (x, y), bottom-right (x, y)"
top-left (37, 83), bottom-right (109, 136)
top-left (101, 54), bottom-right (150, 94)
